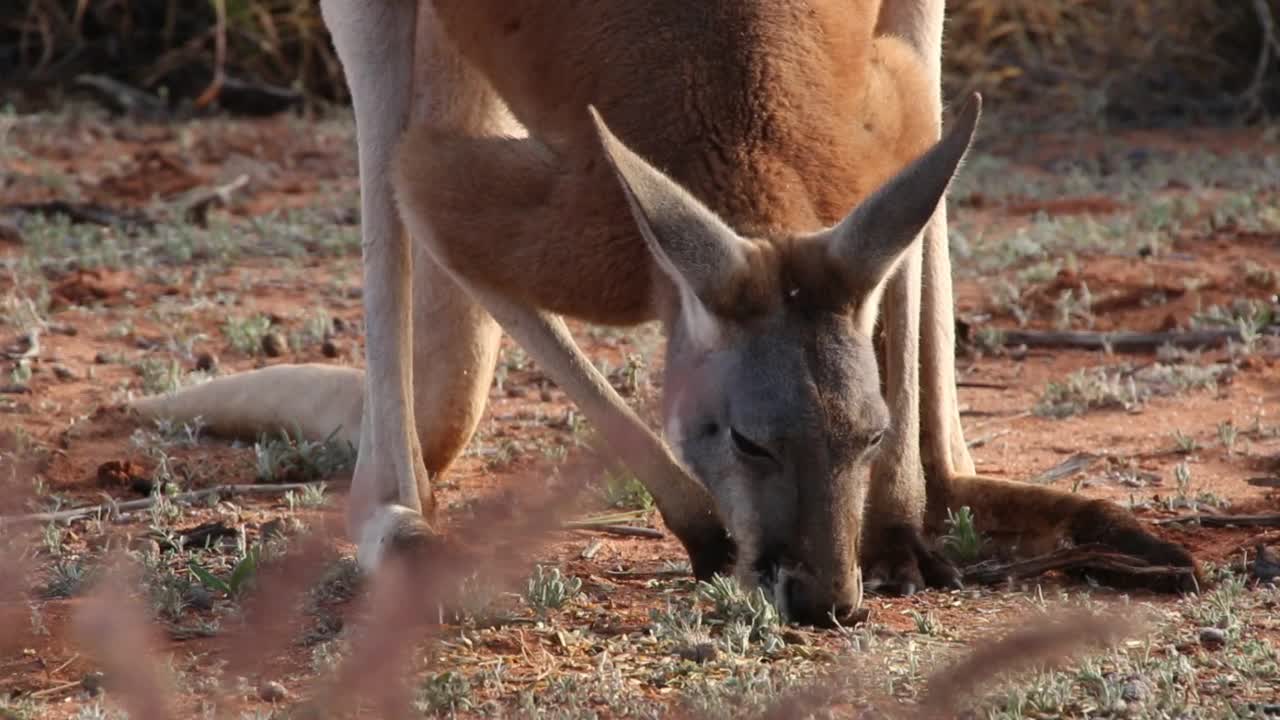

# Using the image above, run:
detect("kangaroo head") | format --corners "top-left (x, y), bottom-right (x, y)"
top-left (589, 95), bottom-right (980, 625)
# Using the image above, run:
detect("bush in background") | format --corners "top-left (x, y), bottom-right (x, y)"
top-left (2, 0), bottom-right (1278, 127)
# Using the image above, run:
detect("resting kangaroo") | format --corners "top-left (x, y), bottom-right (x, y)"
top-left (132, 0), bottom-right (1200, 624)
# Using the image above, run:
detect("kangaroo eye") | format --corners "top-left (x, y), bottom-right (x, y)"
top-left (867, 430), bottom-right (886, 448)
top-left (730, 427), bottom-right (774, 461)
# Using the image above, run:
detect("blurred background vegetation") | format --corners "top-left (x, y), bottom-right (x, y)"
top-left (1, 0), bottom-right (1278, 129)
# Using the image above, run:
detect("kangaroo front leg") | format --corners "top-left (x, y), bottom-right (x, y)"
top-left (320, 0), bottom-right (429, 569)
top-left (393, 132), bottom-right (734, 580)
top-left (458, 287), bottom-right (734, 579)
top-left (864, 244), bottom-right (959, 594)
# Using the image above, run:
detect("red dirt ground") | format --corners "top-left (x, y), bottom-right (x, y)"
top-left (1, 108), bottom-right (1278, 717)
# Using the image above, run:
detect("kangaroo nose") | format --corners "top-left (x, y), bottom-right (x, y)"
top-left (784, 564), bottom-right (864, 627)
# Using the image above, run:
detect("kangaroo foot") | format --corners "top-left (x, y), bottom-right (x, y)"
top-left (1069, 500), bottom-right (1202, 593)
top-left (356, 504), bottom-right (453, 575)
top-left (862, 525), bottom-right (964, 596)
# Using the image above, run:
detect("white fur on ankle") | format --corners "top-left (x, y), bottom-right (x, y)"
top-left (355, 504), bottom-right (422, 573)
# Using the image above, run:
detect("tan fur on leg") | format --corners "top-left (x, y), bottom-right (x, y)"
top-left (129, 364), bottom-right (364, 447)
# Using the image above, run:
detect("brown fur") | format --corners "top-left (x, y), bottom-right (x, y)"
top-left (393, 0), bottom-right (1201, 597)
top-left (398, 0), bottom-right (933, 327)
top-left (132, 0), bottom-right (1201, 619)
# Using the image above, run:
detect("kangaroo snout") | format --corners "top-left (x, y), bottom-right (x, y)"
top-left (779, 562), bottom-right (864, 628)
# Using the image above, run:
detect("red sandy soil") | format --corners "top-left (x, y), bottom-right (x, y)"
top-left (1, 108), bottom-right (1278, 717)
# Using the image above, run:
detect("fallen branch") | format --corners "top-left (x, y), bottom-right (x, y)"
top-left (0, 483), bottom-right (318, 528)
top-left (603, 568), bottom-right (689, 579)
top-left (967, 429), bottom-right (1012, 449)
top-left (182, 174), bottom-right (250, 225)
top-left (561, 521), bottom-right (663, 539)
top-left (1030, 452), bottom-right (1103, 485)
top-left (962, 544), bottom-right (1193, 586)
top-left (72, 74), bottom-right (170, 120)
top-left (1246, 477), bottom-right (1280, 488)
top-left (1154, 513), bottom-right (1280, 528)
top-left (955, 380), bottom-right (1010, 390)
top-left (990, 327), bottom-right (1263, 353)
top-left (1, 201), bottom-right (155, 231)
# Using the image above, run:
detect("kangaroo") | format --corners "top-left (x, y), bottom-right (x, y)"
top-left (131, 0), bottom-right (1200, 624)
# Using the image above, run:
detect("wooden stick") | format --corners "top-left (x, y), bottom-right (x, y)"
top-left (1, 200), bottom-right (155, 230)
top-left (956, 380), bottom-right (1010, 390)
top-left (0, 483), bottom-right (318, 528)
top-left (561, 522), bottom-right (663, 539)
top-left (963, 544), bottom-right (1193, 586)
top-left (991, 327), bottom-right (1264, 353)
top-left (603, 568), bottom-right (688, 579)
top-left (967, 429), bottom-right (1012, 449)
top-left (29, 680), bottom-right (82, 699)
top-left (1154, 513), bottom-right (1280, 528)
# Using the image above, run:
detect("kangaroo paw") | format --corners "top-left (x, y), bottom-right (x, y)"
top-left (862, 525), bottom-right (963, 596)
top-left (685, 524), bottom-right (737, 582)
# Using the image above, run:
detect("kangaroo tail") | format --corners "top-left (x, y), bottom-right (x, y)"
top-left (942, 474), bottom-right (1202, 591)
top-left (128, 363), bottom-right (364, 447)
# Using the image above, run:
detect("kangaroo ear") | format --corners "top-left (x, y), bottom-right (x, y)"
top-left (589, 106), bottom-right (750, 345)
top-left (822, 92), bottom-right (981, 296)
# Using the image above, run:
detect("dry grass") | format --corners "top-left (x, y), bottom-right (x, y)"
top-left (3, 1), bottom-right (1278, 126)
top-left (944, 0), bottom-right (1277, 127)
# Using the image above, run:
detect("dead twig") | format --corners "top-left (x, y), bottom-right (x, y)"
top-left (2, 201), bottom-right (155, 231)
top-left (180, 173), bottom-right (250, 225)
top-left (967, 429), bottom-right (1012, 449)
top-left (0, 483), bottom-right (319, 528)
top-left (955, 380), bottom-right (1010, 390)
top-left (989, 327), bottom-right (1264, 353)
top-left (1030, 452), bottom-right (1103, 485)
top-left (193, 0), bottom-right (228, 108)
top-left (1154, 513), bottom-right (1280, 528)
top-left (603, 568), bottom-right (689, 579)
top-left (962, 544), bottom-right (1194, 585)
top-left (562, 522), bottom-right (663, 539)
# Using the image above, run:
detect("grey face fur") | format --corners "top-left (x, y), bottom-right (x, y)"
top-left (590, 98), bottom-right (980, 625)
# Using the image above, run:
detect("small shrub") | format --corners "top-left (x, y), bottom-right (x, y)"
top-left (254, 428), bottom-right (356, 484)
top-left (523, 565), bottom-right (581, 613)
top-left (941, 506), bottom-right (988, 565)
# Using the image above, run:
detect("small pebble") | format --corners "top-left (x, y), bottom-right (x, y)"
top-left (52, 365), bottom-right (75, 381)
top-left (93, 351), bottom-right (111, 365)
top-left (260, 518), bottom-right (287, 540)
top-left (539, 388), bottom-right (553, 402)
top-left (261, 332), bottom-right (289, 358)
top-left (186, 585), bottom-right (214, 612)
top-left (1121, 676), bottom-right (1151, 703)
top-left (258, 680), bottom-right (288, 703)
top-left (131, 537), bottom-right (162, 558)
top-left (1199, 626), bottom-right (1227, 648)
top-left (195, 352), bottom-right (218, 372)
top-left (781, 628), bottom-right (809, 646)
top-left (675, 642), bottom-right (718, 664)
top-left (81, 671), bottom-right (105, 695)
